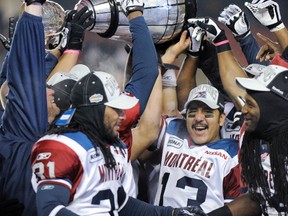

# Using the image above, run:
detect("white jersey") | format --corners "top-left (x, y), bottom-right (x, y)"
top-left (221, 102), bottom-right (241, 141)
top-left (31, 132), bottom-right (136, 216)
top-left (240, 129), bottom-right (287, 216)
top-left (154, 118), bottom-right (240, 213)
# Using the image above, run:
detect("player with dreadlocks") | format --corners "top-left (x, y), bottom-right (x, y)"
top-left (188, 0), bottom-right (288, 215)
top-left (30, 70), bottom-right (209, 216)
top-left (30, 1), bottom-right (209, 215)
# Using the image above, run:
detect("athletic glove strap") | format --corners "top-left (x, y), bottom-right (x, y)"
top-left (25, 0), bottom-right (46, 6)
top-left (214, 31), bottom-right (231, 53)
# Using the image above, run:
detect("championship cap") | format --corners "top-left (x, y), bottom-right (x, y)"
top-left (70, 71), bottom-right (139, 110)
top-left (244, 63), bottom-right (267, 77)
top-left (236, 64), bottom-right (288, 100)
top-left (183, 84), bottom-right (225, 113)
top-left (47, 64), bottom-right (90, 111)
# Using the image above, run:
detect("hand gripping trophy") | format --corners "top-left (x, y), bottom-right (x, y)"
top-left (40, 0), bottom-right (197, 50)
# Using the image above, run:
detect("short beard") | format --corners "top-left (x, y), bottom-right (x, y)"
top-left (103, 124), bottom-right (120, 145)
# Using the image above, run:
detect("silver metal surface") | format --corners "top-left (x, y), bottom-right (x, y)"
top-left (75, 0), bottom-right (188, 44)
top-left (42, 1), bottom-right (65, 37)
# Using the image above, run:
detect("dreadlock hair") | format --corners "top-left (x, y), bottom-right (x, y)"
top-left (241, 131), bottom-right (288, 214)
top-left (46, 104), bottom-right (126, 169)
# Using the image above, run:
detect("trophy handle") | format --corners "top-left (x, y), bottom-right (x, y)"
top-left (75, 0), bottom-right (119, 38)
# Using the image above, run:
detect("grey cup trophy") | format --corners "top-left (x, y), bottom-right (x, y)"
top-left (74, 0), bottom-right (197, 44)
top-left (42, 1), bottom-right (66, 50)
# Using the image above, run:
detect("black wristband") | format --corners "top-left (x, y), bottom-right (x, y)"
top-left (126, 5), bottom-right (144, 15)
top-left (25, 0), bottom-right (46, 6)
top-left (215, 42), bottom-right (231, 53)
top-left (207, 205), bottom-right (232, 216)
top-left (214, 30), bottom-right (227, 44)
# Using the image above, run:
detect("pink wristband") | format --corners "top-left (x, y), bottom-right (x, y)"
top-left (214, 40), bottom-right (229, 47)
top-left (64, 49), bottom-right (81, 55)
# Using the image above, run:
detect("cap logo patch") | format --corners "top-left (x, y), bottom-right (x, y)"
top-left (194, 91), bottom-right (207, 99)
top-left (263, 69), bottom-right (276, 82)
top-left (89, 93), bottom-right (104, 103)
top-left (191, 85), bottom-right (218, 101)
top-left (104, 77), bottom-right (119, 97)
top-left (271, 86), bottom-right (284, 95)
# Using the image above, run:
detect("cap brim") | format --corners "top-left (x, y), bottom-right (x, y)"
top-left (105, 94), bottom-right (139, 110)
top-left (184, 98), bottom-right (220, 110)
top-left (236, 77), bottom-right (270, 91)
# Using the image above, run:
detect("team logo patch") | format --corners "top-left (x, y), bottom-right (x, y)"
top-left (36, 152), bottom-right (51, 160)
top-left (89, 149), bottom-right (102, 163)
top-left (194, 91), bottom-right (207, 99)
top-left (167, 136), bottom-right (183, 148)
top-left (41, 185), bottom-right (54, 190)
top-left (89, 93), bottom-right (103, 103)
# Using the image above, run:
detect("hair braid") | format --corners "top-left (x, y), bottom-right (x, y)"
top-left (46, 105), bottom-right (126, 169)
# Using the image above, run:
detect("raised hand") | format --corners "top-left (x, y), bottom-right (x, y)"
top-left (188, 17), bottom-right (231, 53)
top-left (188, 18), bottom-right (222, 43)
top-left (187, 26), bottom-right (206, 57)
top-left (64, 6), bottom-right (94, 51)
top-left (245, 0), bottom-right (284, 32)
top-left (256, 32), bottom-right (281, 62)
top-left (218, 4), bottom-right (251, 41)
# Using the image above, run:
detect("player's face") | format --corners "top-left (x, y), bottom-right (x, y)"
top-left (241, 94), bottom-right (260, 132)
top-left (46, 87), bottom-right (60, 124)
top-left (104, 106), bottom-right (126, 137)
top-left (186, 102), bottom-right (225, 145)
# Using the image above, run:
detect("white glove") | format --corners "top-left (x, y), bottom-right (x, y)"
top-left (187, 26), bottom-right (206, 57)
top-left (118, 0), bottom-right (144, 16)
top-left (218, 4), bottom-right (251, 41)
top-left (245, 0), bottom-right (284, 32)
top-left (188, 17), bottom-right (223, 43)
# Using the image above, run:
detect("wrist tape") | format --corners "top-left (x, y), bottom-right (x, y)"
top-left (25, 0), bottom-right (46, 6)
top-left (214, 31), bottom-right (231, 53)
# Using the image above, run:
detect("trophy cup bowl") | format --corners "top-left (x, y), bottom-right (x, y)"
top-left (75, 0), bottom-right (197, 44)
top-left (42, 1), bottom-right (65, 38)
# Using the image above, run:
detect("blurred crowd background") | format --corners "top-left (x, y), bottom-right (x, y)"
top-left (1, 0), bottom-right (288, 86)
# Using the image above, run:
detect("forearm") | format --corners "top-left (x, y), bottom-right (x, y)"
top-left (45, 52), bottom-right (59, 78)
top-left (239, 34), bottom-right (268, 66)
top-left (4, 10), bottom-right (48, 135)
top-left (227, 193), bottom-right (262, 216)
top-left (125, 15), bottom-right (158, 115)
top-left (130, 72), bottom-right (162, 161)
top-left (177, 55), bottom-right (198, 111)
top-left (36, 184), bottom-right (78, 216)
top-left (273, 27), bottom-right (288, 51)
top-left (208, 193), bottom-right (261, 216)
top-left (217, 50), bottom-right (247, 109)
top-left (47, 52), bottom-right (79, 80)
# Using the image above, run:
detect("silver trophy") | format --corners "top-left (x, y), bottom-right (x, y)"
top-left (42, 0), bottom-right (197, 46)
top-left (42, 1), bottom-right (66, 50)
top-left (75, 0), bottom-right (197, 44)
top-left (42, 1), bottom-right (65, 38)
